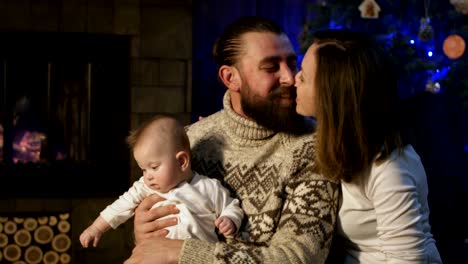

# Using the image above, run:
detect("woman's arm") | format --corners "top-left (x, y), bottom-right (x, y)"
top-left (369, 156), bottom-right (430, 263)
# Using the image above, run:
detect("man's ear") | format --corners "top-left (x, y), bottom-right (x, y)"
top-left (176, 151), bottom-right (190, 171)
top-left (219, 65), bottom-right (241, 92)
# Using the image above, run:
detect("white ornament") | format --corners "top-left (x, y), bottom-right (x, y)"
top-left (418, 17), bottom-right (434, 41)
top-left (359, 0), bottom-right (381, 19)
top-left (425, 79), bottom-right (441, 94)
top-left (450, 0), bottom-right (468, 14)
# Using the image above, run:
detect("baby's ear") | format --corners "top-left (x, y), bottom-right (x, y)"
top-left (176, 151), bottom-right (190, 171)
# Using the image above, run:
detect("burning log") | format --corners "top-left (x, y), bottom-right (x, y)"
top-left (12, 131), bottom-right (46, 164)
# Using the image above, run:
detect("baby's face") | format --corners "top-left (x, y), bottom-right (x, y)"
top-left (133, 137), bottom-right (185, 193)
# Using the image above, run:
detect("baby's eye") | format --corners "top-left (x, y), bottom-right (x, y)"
top-left (151, 166), bottom-right (159, 170)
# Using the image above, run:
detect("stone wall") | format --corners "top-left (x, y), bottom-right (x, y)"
top-left (0, 0), bottom-right (192, 263)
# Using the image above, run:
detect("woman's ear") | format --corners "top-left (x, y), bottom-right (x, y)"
top-left (176, 151), bottom-right (190, 172)
top-left (218, 65), bottom-right (241, 92)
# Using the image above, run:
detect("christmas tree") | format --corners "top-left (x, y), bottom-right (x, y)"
top-left (299, 0), bottom-right (468, 106)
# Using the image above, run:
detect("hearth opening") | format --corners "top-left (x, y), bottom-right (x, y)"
top-left (0, 32), bottom-right (131, 198)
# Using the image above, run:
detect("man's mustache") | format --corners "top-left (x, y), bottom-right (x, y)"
top-left (269, 86), bottom-right (297, 100)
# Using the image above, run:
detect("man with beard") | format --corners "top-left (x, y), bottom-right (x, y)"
top-left (124, 16), bottom-right (339, 264)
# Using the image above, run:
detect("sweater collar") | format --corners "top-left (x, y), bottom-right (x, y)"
top-left (222, 91), bottom-right (276, 142)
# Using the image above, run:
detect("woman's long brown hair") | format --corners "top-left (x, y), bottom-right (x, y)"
top-left (312, 29), bottom-right (402, 182)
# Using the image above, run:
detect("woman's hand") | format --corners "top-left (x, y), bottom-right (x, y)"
top-left (134, 194), bottom-right (180, 244)
top-left (124, 237), bottom-right (183, 264)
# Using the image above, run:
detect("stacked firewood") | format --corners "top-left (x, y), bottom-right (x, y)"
top-left (0, 213), bottom-right (71, 264)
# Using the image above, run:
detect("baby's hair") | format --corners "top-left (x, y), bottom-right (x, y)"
top-left (126, 114), bottom-right (191, 156)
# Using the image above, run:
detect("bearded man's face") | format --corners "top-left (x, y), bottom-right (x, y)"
top-left (240, 83), bottom-right (306, 134)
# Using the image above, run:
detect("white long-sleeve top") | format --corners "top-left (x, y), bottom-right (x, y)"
top-left (100, 172), bottom-right (244, 242)
top-left (337, 145), bottom-right (442, 263)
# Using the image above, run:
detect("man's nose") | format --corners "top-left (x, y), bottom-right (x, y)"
top-left (279, 64), bottom-right (295, 86)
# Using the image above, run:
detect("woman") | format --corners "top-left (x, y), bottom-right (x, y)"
top-left (295, 29), bottom-right (442, 263)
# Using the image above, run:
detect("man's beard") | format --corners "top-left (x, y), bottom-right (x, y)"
top-left (240, 84), bottom-right (307, 135)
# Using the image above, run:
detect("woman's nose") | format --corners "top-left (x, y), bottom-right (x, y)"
top-left (294, 71), bottom-right (302, 83)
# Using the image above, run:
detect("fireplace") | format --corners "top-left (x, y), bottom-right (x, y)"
top-left (0, 32), bottom-right (131, 198)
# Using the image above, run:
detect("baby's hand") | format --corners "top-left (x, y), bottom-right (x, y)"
top-left (79, 225), bottom-right (103, 248)
top-left (215, 216), bottom-right (236, 236)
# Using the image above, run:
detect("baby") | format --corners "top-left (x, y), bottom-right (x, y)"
top-left (79, 114), bottom-right (243, 247)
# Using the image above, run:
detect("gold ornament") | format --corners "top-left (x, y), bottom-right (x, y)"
top-left (443, 34), bottom-right (466, 59)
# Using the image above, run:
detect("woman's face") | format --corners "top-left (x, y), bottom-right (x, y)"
top-left (295, 43), bottom-right (318, 117)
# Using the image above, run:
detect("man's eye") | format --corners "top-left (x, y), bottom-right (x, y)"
top-left (288, 58), bottom-right (298, 71)
top-left (263, 65), bottom-right (279, 72)
top-left (289, 64), bottom-right (297, 72)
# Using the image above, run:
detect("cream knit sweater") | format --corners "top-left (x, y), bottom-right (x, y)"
top-left (180, 91), bottom-right (339, 264)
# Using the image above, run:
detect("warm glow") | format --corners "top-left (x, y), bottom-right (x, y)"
top-left (12, 131), bottom-right (46, 164)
